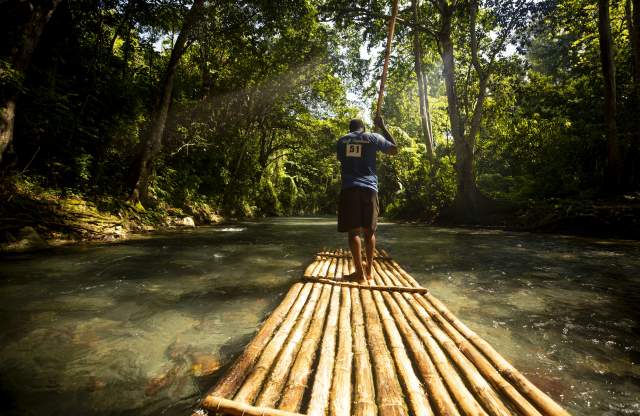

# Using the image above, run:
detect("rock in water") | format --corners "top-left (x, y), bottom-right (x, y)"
top-left (169, 216), bottom-right (196, 228)
top-left (190, 352), bottom-right (221, 377)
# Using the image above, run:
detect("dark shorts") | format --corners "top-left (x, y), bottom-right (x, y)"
top-left (338, 186), bottom-right (379, 232)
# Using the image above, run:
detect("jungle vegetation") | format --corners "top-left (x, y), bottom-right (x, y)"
top-left (1, 0), bottom-right (639, 228)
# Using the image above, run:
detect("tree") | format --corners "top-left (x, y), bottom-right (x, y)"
top-left (0, 0), bottom-right (62, 166)
top-left (598, 0), bottom-right (623, 191)
top-left (598, 0), bottom-right (623, 192)
top-left (626, 0), bottom-right (640, 188)
top-left (411, 0), bottom-right (434, 160)
top-left (425, 0), bottom-right (534, 219)
top-left (129, 0), bottom-right (205, 204)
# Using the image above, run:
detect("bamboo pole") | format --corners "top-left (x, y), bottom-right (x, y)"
top-left (342, 251), bottom-right (350, 277)
top-left (329, 286), bottom-right (353, 416)
top-left (255, 283), bottom-right (326, 408)
top-left (368, 286), bottom-right (433, 416)
top-left (312, 256), bottom-right (332, 278)
top-left (233, 283), bottom-right (319, 404)
top-left (376, 0), bottom-right (400, 117)
top-left (304, 256), bottom-right (322, 278)
top-left (307, 285), bottom-right (340, 416)
top-left (370, 262), bottom-right (462, 416)
top-left (359, 287), bottom-right (408, 416)
top-left (316, 251), bottom-right (389, 260)
top-left (302, 277), bottom-right (429, 293)
top-left (202, 396), bottom-right (305, 416)
top-left (335, 256), bottom-right (344, 280)
top-left (379, 251), bottom-right (421, 287)
top-left (350, 287), bottom-right (377, 416)
top-left (379, 269), bottom-right (512, 416)
top-left (414, 294), bottom-right (543, 416)
top-left (206, 282), bottom-right (306, 400)
top-left (378, 252), bottom-right (568, 416)
top-left (319, 253), bottom-right (333, 278)
top-left (422, 293), bottom-right (571, 416)
top-left (326, 256), bottom-right (337, 279)
top-left (374, 260), bottom-right (489, 416)
top-left (278, 284), bottom-right (333, 412)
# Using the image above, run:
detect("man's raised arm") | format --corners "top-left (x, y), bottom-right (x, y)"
top-left (374, 115), bottom-right (398, 155)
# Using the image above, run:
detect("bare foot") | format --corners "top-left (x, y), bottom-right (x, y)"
top-left (363, 261), bottom-right (373, 280)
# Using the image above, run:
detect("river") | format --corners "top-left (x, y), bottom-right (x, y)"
top-left (0, 218), bottom-right (638, 415)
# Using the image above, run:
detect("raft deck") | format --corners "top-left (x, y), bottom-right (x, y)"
top-left (198, 249), bottom-right (570, 416)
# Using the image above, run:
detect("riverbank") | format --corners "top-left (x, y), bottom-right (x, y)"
top-left (3, 177), bottom-right (639, 254)
top-left (513, 197), bottom-right (640, 239)
top-left (0, 179), bottom-right (223, 253)
top-left (433, 195), bottom-right (640, 240)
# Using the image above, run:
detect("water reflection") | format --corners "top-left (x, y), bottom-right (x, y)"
top-left (0, 218), bottom-right (639, 415)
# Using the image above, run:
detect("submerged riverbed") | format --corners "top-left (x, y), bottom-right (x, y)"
top-left (0, 218), bottom-right (638, 415)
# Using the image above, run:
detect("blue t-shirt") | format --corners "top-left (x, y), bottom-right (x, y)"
top-left (336, 131), bottom-right (395, 192)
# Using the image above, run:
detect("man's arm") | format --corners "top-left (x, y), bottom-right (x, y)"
top-left (374, 115), bottom-right (398, 155)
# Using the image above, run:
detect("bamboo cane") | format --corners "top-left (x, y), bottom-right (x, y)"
top-left (379, 252), bottom-right (421, 287)
top-left (378, 252), bottom-right (568, 414)
top-left (307, 285), bottom-right (340, 416)
top-left (426, 295), bottom-right (569, 416)
top-left (374, 260), bottom-right (489, 416)
top-left (359, 287), bottom-right (408, 416)
top-left (326, 256), bottom-right (337, 279)
top-left (202, 395), bottom-right (306, 416)
top-left (206, 282), bottom-right (306, 400)
top-left (329, 286), bottom-right (353, 416)
top-left (302, 277), bottom-right (429, 293)
top-left (317, 252), bottom-right (335, 278)
top-left (335, 256), bottom-right (344, 280)
top-left (278, 284), bottom-right (333, 412)
top-left (376, 0), bottom-right (400, 117)
top-left (255, 283), bottom-right (326, 408)
top-left (370, 262), bottom-right (462, 416)
top-left (379, 252), bottom-right (569, 416)
top-left (313, 256), bottom-right (332, 278)
top-left (379, 269), bottom-right (512, 416)
top-left (368, 281), bottom-right (433, 416)
top-left (342, 251), bottom-right (351, 277)
top-left (350, 287), bottom-right (377, 416)
top-left (414, 293), bottom-right (543, 416)
top-left (304, 256), bottom-right (322, 278)
top-left (233, 283), bottom-right (319, 404)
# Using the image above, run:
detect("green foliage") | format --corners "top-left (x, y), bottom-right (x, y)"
top-left (377, 137), bottom-right (456, 221)
top-left (2, 0), bottom-right (638, 225)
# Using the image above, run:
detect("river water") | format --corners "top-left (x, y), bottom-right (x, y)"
top-left (0, 218), bottom-right (638, 415)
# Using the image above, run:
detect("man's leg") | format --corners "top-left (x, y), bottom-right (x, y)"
top-left (363, 228), bottom-right (375, 280)
top-left (348, 228), bottom-right (365, 280)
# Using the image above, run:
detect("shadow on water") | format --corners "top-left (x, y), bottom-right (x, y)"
top-left (0, 218), bottom-right (639, 415)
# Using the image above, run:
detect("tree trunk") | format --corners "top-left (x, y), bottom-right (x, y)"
top-left (411, 0), bottom-right (434, 160)
top-left (627, 0), bottom-right (640, 188)
top-left (631, 0), bottom-right (640, 86)
top-left (421, 71), bottom-right (434, 150)
top-left (598, 0), bottom-right (623, 192)
top-left (129, 0), bottom-right (205, 203)
top-left (438, 8), bottom-right (483, 219)
top-left (0, 0), bottom-right (62, 166)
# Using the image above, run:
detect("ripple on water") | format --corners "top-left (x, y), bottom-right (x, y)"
top-left (0, 220), bottom-right (638, 416)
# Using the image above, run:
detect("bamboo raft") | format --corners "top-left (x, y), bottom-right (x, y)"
top-left (197, 249), bottom-right (570, 416)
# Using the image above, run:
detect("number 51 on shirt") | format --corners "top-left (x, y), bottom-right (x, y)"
top-left (346, 143), bottom-right (362, 158)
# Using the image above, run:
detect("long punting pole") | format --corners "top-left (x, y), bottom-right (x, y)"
top-left (376, 0), bottom-right (400, 117)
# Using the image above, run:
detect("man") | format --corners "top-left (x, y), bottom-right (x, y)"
top-left (336, 115), bottom-right (397, 281)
